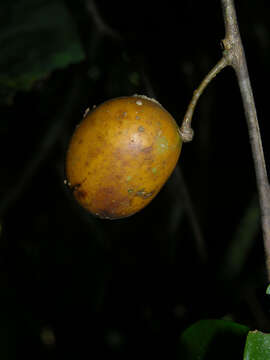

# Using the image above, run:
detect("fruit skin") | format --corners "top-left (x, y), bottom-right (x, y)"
top-left (65, 95), bottom-right (182, 219)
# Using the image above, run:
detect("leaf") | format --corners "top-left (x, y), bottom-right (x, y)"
top-left (178, 319), bottom-right (249, 360)
top-left (243, 330), bottom-right (270, 359)
top-left (0, 0), bottom-right (85, 104)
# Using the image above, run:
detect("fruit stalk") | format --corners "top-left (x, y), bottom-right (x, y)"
top-left (180, 57), bottom-right (227, 142)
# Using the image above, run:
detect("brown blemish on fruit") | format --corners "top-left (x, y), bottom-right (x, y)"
top-left (92, 186), bottom-right (132, 219)
top-left (75, 188), bottom-right (88, 200)
top-left (141, 145), bottom-right (153, 153)
top-left (136, 189), bottom-right (155, 199)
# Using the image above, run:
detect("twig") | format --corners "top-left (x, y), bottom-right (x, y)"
top-left (220, 0), bottom-right (270, 280)
top-left (174, 165), bottom-right (207, 263)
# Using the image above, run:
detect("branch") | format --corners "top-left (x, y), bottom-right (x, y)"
top-left (0, 75), bottom-right (83, 217)
top-left (220, 0), bottom-right (270, 280)
top-left (85, 0), bottom-right (121, 40)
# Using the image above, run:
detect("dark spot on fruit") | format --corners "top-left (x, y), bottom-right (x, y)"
top-left (70, 177), bottom-right (87, 194)
top-left (75, 189), bottom-right (88, 199)
top-left (141, 146), bottom-right (153, 153)
top-left (136, 189), bottom-right (155, 199)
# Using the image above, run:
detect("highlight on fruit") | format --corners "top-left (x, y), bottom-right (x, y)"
top-left (65, 95), bottom-right (182, 219)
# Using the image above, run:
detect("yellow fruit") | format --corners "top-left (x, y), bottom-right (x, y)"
top-left (65, 95), bottom-right (182, 219)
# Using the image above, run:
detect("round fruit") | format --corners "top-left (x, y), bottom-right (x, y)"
top-left (65, 95), bottom-right (182, 219)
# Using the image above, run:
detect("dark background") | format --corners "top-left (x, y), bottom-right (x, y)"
top-left (1, 0), bottom-right (270, 359)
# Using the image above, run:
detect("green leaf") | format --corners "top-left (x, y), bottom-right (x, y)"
top-left (0, 0), bottom-right (85, 104)
top-left (243, 330), bottom-right (270, 359)
top-left (178, 319), bottom-right (249, 360)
